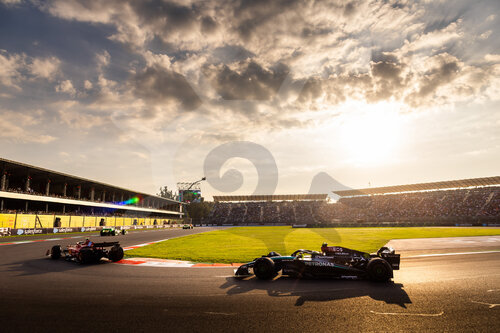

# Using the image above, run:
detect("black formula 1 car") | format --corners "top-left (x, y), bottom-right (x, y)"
top-left (235, 243), bottom-right (400, 282)
top-left (46, 240), bottom-right (124, 264)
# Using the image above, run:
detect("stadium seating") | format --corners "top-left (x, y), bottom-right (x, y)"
top-left (208, 186), bottom-right (500, 225)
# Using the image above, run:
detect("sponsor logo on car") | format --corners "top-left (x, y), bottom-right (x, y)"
top-left (304, 261), bottom-right (336, 267)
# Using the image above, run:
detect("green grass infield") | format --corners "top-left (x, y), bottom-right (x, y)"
top-left (124, 226), bottom-right (500, 264)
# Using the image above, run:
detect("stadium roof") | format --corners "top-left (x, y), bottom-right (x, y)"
top-left (0, 157), bottom-right (178, 204)
top-left (0, 191), bottom-right (181, 215)
top-left (333, 176), bottom-right (500, 197)
top-left (213, 194), bottom-right (328, 202)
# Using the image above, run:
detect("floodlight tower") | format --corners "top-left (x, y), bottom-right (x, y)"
top-left (177, 177), bottom-right (206, 202)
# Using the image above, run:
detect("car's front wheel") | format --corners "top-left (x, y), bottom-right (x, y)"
top-left (50, 245), bottom-right (62, 260)
top-left (253, 257), bottom-right (277, 280)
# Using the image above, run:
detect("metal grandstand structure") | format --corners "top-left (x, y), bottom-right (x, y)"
top-left (333, 176), bottom-right (500, 197)
top-left (0, 157), bottom-right (182, 217)
top-left (213, 194), bottom-right (328, 202)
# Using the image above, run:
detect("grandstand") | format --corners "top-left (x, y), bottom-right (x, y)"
top-left (206, 177), bottom-right (500, 226)
top-left (332, 176), bottom-right (500, 197)
top-left (328, 176), bottom-right (500, 224)
top-left (0, 157), bottom-right (183, 232)
top-left (209, 194), bottom-right (328, 225)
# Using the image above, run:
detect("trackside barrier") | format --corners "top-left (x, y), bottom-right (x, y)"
top-left (0, 213), bottom-right (182, 229)
top-left (3, 224), bottom-right (187, 237)
top-left (0, 213), bottom-right (184, 236)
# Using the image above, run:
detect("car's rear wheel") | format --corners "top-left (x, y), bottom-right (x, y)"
top-left (108, 244), bottom-right (124, 262)
top-left (100, 230), bottom-right (105, 236)
top-left (253, 257), bottom-right (277, 280)
top-left (50, 245), bottom-right (62, 260)
top-left (367, 258), bottom-right (392, 282)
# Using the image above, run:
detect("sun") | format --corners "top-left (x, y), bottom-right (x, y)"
top-left (337, 101), bottom-right (405, 166)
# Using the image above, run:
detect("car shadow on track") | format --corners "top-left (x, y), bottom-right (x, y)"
top-left (3, 257), bottom-right (111, 276)
top-left (220, 276), bottom-right (411, 307)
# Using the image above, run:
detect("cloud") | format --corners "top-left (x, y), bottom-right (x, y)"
top-left (84, 80), bottom-right (93, 90)
top-left (204, 60), bottom-right (289, 100)
top-left (55, 80), bottom-right (76, 96)
top-left (130, 64), bottom-right (201, 111)
top-left (29, 57), bottom-right (60, 80)
top-left (0, 50), bottom-right (62, 90)
top-left (19, 0), bottom-right (500, 128)
top-left (0, 0), bottom-right (22, 6)
top-left (57, 108), bottom-right (108, 130)
top-left (0, 50), bottom-right (24, 89)
top-left (0, 108), bottom-right (57, 144)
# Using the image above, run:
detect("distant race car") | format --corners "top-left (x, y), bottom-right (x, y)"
top-left (46, 239), bottom-right (124, 264)
top-left (234, 243), bottom-right (400, 282)
top-left (100, 227), bottom-right (126, 236)
top-left (182, 224), bottom-right (194, 229)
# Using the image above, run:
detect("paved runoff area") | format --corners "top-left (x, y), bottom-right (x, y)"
top-left (0, 228), bottom-right (499, 332)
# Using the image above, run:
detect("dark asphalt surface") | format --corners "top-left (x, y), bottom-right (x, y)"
top-left (0, 229), bottom-right (499, 332)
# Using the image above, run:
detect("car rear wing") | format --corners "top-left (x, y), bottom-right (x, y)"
top-left (93, 241), bottom-right (120, 248)
top-left (377, 246), bottom-right (400, 270)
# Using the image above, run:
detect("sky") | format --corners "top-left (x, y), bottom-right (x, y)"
top-left (0, 0), bottom-right (499, 200)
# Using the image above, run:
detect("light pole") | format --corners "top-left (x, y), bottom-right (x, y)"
top-left (187, 176), bottom-right (206, 191)
top-left (177, 177), bottom-right (206, 202)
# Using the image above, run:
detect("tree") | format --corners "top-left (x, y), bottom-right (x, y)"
top-left (185, 201), bottom-right (214, 219)
top-left (157, 186), bottom-right (178, 201)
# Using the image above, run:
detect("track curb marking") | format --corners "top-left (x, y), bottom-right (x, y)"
top-left (121, 238), bottom-right (244, 267)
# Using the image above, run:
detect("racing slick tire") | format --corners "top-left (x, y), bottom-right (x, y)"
top-left (367, 258), bottom-right (392, 282)
top-left (50, 245), bottom-right (62, 260)
top-left (100, 230), bottom-right (105, 236)
top-left (253, 257), bottom-right (277, 280)
top-left (108, 244), bottom-right (124, 262)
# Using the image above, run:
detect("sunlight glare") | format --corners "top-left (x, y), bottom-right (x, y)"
top-left (338, 101), bottom-right (405, 166)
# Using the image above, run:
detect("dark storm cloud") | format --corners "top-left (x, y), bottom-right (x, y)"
top-left (211, 45), bottom-right (254, 64)
top-left (231, 0), bottom-right (302, 40)
top-left (298, 78), bottom-right (324, 103)
top-left (367, 60), bottom-right (406, 101)
top-left (6, 0), bottom-right (498, 121)
top-left (417, 60), bottom-right (459, 97)
top-left (131, 65), bottom-right (201, 110)
top-left (343, 1), bottom-right (357, 17)
top-left (207, 61), bottom-right (289, 100)
top-left (130, 0), bottom-right (200, 32)
top-left (201, 15), bottom-right (218, 34)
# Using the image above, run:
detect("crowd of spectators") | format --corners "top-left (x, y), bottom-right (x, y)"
top-left (2, 186), bottom-right (168, 212)
top-left (208, 200), bottom-right (323, 224)
top-left (208, 186), bottom-right (500, 225)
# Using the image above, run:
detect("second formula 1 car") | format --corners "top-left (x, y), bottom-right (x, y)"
top-left (100, 227), bottom-right (127, 236)
top-left (234, 243), bottom-right (400, 282)
top-left (46, 239), bottom-right (124, 264)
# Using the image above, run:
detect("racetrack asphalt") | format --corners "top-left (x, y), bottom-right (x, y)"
top-left (0, 228), bottom-right (499, 332)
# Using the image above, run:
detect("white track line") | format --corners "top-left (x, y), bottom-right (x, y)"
top-left (405, 250), bottom-right (500, 258)
top-left (471, 301), bottom-right (499, 309)
top-left (370, 310), bottom-right (444, 317)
